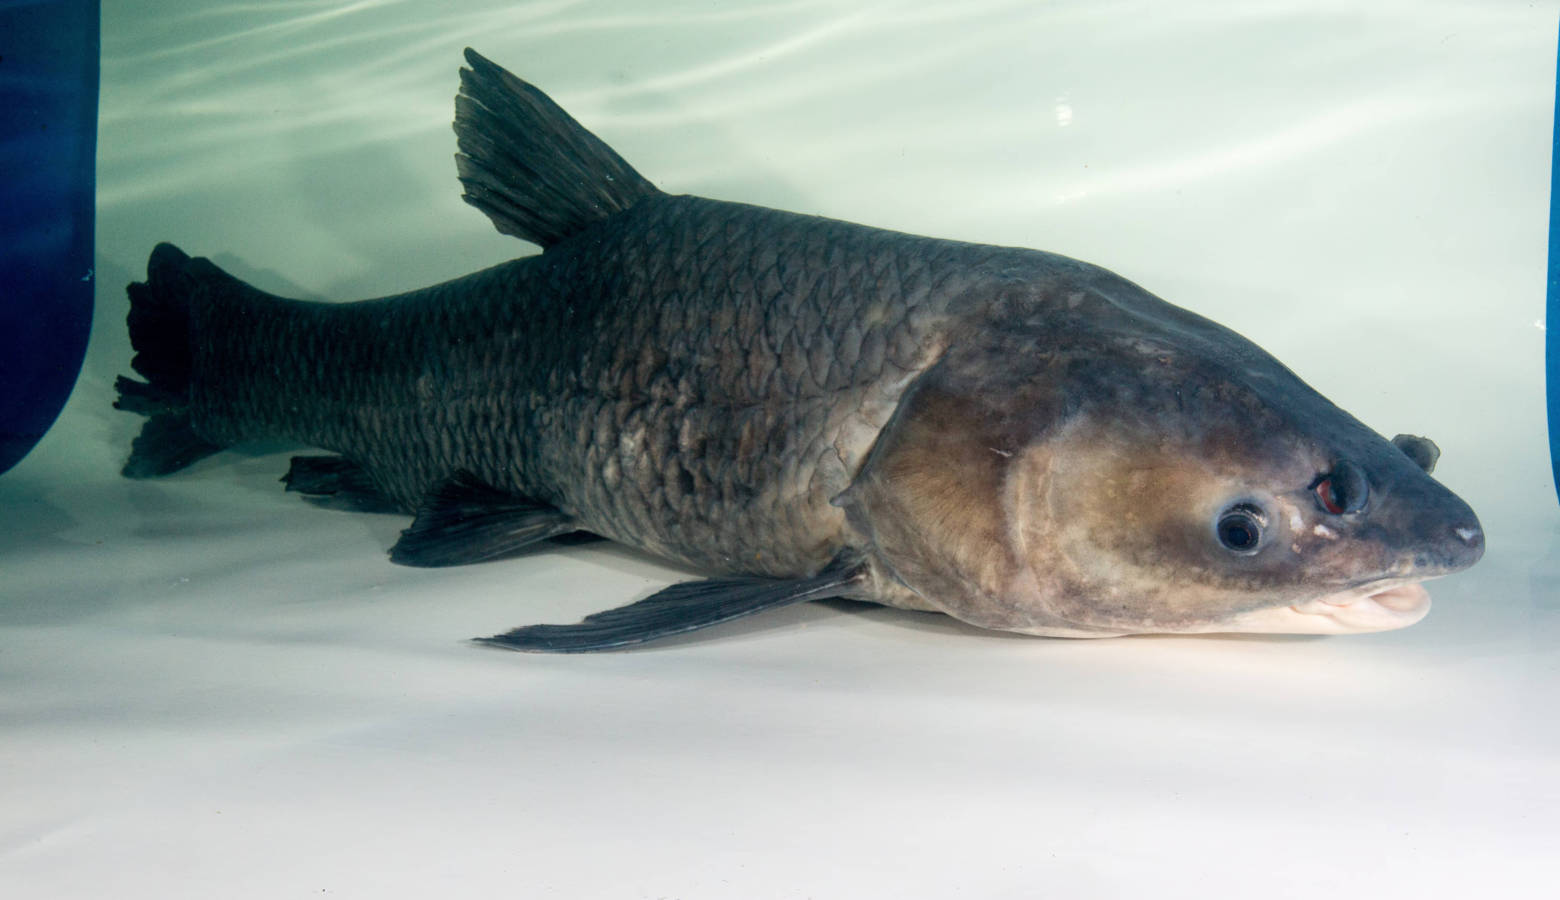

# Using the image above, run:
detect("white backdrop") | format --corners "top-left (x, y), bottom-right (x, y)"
top-left (3, 1), bottom-right (1557, 897)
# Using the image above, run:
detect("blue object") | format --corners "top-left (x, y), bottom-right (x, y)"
top-left (1550, 23), bottom-right (1560, 505)
top-left (0, 0), bottom-right (100, 475)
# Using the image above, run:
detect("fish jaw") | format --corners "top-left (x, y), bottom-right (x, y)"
top-left (1204, 580), bottom-right (1433, 634)
top-left (959, 578), bottom-right (1438, 638)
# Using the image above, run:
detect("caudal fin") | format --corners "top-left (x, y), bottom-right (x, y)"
top-left (114, 242), bottom-right (224, 478)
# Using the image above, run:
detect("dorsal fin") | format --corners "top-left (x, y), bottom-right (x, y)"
top-left (454, 48), bottom-right (661, 248)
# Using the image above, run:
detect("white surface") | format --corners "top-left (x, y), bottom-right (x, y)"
top-left (4, 1), bottom-right (1558, 896)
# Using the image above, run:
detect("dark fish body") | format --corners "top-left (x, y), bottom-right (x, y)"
top-left (117, 50), bottom-right (1484, 650)
top-left (165, 195), bottom-right (1035, 574)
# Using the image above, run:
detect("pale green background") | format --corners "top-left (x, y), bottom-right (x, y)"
top-left (3, 1), bottom-right (1556, 897)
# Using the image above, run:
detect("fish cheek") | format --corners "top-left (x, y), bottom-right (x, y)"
top-left (1000, 443), bottom-right (1128, 632)
top-left (1018, 457), bottom-right (1213, 628)
top-left (840, 378), bottom-right (1041, 629)
top-left (1021, 446), bottom-right (1313, 630)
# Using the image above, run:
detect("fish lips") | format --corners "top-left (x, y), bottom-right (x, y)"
top-left (1201, 579), bottom-right (1433, 634)
top-left (1287, 580), bottom-right (1434, 633)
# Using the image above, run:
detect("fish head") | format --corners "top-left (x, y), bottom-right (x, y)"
top-left (841, 279), bottom-right (1484, 637)
top-left (1014, 381), bottom-right (1485, 635)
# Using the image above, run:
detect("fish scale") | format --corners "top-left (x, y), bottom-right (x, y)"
top-left (114, 48), bottom-right (1483, 651)
top-left (508, 196), bottom-right (967, 573)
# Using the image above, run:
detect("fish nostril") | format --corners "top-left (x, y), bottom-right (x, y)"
top-left (1440, 522), bottom-right (1486, 570)
top-left (1411, 523), bottom-right (1485, 571)
top-left (1454, 524), bottom-right (1483, 548)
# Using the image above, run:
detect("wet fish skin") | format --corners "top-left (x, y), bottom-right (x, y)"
top-left (115, 49), bottom-right (1484, 649)
top-left (166, 196), bottom-right (1066, 578)
top-left (833, 259), bottom-right (1485, 636)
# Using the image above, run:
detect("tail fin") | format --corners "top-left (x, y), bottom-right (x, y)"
top-left (114, 242), bottom-right (224, 478)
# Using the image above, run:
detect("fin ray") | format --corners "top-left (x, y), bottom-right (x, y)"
top-left (120, 413), bottom-right (222, 479)
top-left (391, 473), bottom-right (575, 567)
top-left (454, 48), bottom-right (660, 247)
top-left (282, 455), bottom-right (402, 514)
top-left (479, 555), bottom-right (866, 652)
top-left (115, 243), bottom-right (228, 478)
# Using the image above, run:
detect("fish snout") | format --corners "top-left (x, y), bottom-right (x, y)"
top-left (1384, 469), bottom-right (1485, 576)
top-left (1416, 517), bottom-right (1484, 573)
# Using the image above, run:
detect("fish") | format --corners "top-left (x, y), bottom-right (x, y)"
top-left (114, 48), bottom-right (1485, 652)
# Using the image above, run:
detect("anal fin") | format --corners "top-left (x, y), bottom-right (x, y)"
top-left (391, 473), bottom-right (575, 567)
top-left (282, 455), bottom-right (402, 514)
top-left (479, 554), bottom-right (866, 653)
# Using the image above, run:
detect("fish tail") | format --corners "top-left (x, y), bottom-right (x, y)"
top-left (115, 242), bottom-right (224, 477)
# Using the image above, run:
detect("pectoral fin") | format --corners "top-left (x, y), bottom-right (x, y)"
top-left (480, 555), bottom-right (866, 652)
top-left (390, 473), bottom-right (575, 567)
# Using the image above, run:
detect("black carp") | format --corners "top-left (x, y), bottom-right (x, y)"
top-left (116, 49), bottom-right (1484, 650)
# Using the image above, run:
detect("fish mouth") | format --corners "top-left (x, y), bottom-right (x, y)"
top-left (1205, 579), bottom-right (1432, 634)
top-left (1283, 581), bottom-right (1432, 633)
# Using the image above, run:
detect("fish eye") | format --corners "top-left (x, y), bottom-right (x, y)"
top-left (1311, 460), bottom-right (1369, 515)
top-left (1216, 503), bottom-right (1266, 555)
